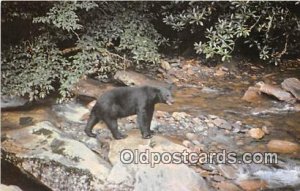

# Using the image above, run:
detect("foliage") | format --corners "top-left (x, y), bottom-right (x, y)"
top-left (1, 1), bottom-right (165, 100)
top-left (163, 1), bottom-right (300, 64)
top-left (2, 1), bottom-right (299, 101)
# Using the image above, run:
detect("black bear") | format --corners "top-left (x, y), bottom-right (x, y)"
top-left (85, 86), bottom-right (174, 139)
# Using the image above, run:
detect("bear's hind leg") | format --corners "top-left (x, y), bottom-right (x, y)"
top-left (85, 114), bottom-right (99, 137)
top-left (104, 118), bottom-right (127, 140)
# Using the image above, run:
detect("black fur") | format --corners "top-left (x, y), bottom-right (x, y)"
top-left (85, 86), bottom-right (174, 139)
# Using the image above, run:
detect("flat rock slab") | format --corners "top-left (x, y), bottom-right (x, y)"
top-left (114, 70), bottom-right (170, 88)
top-left (107, 129), bottom-right (209, 191)
top-left (2, 121), bottom-right (111, 191)
top-left (1, 95), bottom-right (28, 109)
top-left (108, 129), bottom-right (187, 165)
top-left (257, 82), bottom-right (295, 103)
top-left (72, 78), bottom-right (116, 99)
top-left (281, 78), bottom-right (300, 101)
top-left (267, 139), bottom-right (300, 154)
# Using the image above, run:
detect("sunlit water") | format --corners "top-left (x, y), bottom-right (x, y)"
top-left (2, 68), bottom-right (300, 190)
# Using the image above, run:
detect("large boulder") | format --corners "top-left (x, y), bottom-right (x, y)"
top-left (114, 70), bottom-right (170, 88)
top-left (242, 86), bottom-right (262, 103)
top-left (2, 121), bottom-right (111, 191)
top-left (267, 140), bottom-right (300, 154)
top-left (106, 129), bottom-right (209, 191)
top-left (281, 78), bottom-right (300, 101)
top-left (72, 77), bottom-right (116, 99)
top-left (257, 82), bottom-right (295, 103)
top-left (108, 129), bottom-right (188, 165)
top-left (1, 95), bottom-right (28, 109)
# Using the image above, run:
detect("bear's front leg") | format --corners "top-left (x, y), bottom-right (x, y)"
top-left (104, 118), bottom-right (127, 140)
top-left (146, 106), bottom-right (155, 136)
top-left (137, 108), bottom-right (153, 139)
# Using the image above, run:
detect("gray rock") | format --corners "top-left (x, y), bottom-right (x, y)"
top-left (2, 121), bottom-right (111, 191)
top-left (72, 78), bottom-right (116, 99)
top-left (114, 70), bottom-right (169, 88)
top-left (257, 81), bottom-right (295, 103)
top-left (281, 78), bottom-right (300, 100)
top-left (217, 164), bottom-right (238, 179)
top-left (52, 101), bottom-right (89, 123)
top-left (213, 118), bottom-right (232, 130)
top-left (1, 95), bottom-right (28, 109)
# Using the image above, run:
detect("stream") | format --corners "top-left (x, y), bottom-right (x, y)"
top-left (1, 66), bottom-right (300, 190)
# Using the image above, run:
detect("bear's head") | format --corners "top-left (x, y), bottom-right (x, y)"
top-left (157, 85), bottom-right (174, 105)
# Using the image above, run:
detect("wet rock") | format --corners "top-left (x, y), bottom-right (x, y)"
top-left (217, 164), bottom-right (238, 179)
top-left (201, 86), bottom-right (219, 94)
top-left (72, 77), bottom-right (116, 99)
top-left (53, 101), bottom-right (89, 123)
top-left (232, 121), bottom-right (242, 130)
top-left (237, 179), bottom-right (268, 191)
top-left (262, 126), bottom-right (270, 134)
top-left (213, 118), bottom-right (232, 130)
top-left (160, 59), bottom-right (171, 71)
top-left (214, 68), bottom-right (227, 77)
top-left (242, 86), bottom-right (261, 103)
top-left (114, 70), bottom-right (169, 88)
top-left (208, 115), bottom-right (218, 119)
top-left (248, 128), bottom-right (265, 139)
top-left (0, 184), bottom-right (23, 191)
top-left (281, 78), bottom-right (300, 101)
top-left (215, 182), bottom-right (241, 191)
top-left (257, 82), bottom-right (295, 103)
top-left (19, 117), bottom-right (34, 126)
top-left (2, 122), bottom-right (111, 190)
top-left (250, 105), bottom-right (296, 115)
top-left (1, 95), bottom-right (28, 109)
top-left (267, 140), bottom-right (300, 154)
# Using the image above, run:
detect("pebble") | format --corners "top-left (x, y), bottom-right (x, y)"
top-left (248, 128), bottom-right (265, 139)
top-left (262, 126), bottom-right (270, 134)
top-left (186, 132), bottom-right (198, 141)
top-left (213, 175), bottom-right (225, 182)
top-left (182, 140), bottom-right (193, 148)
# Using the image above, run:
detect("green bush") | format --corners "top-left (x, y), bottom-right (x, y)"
top-left (1, 1), bottom-right (166, 101)
top-left (163, 1), bottom-right (300, 64)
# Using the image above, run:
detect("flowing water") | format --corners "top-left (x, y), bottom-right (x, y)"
top-left (2, 67), bottom-right (300, 190)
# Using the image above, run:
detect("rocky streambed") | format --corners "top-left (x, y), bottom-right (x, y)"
top-left (1, 58), bottom-right (300, 191)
